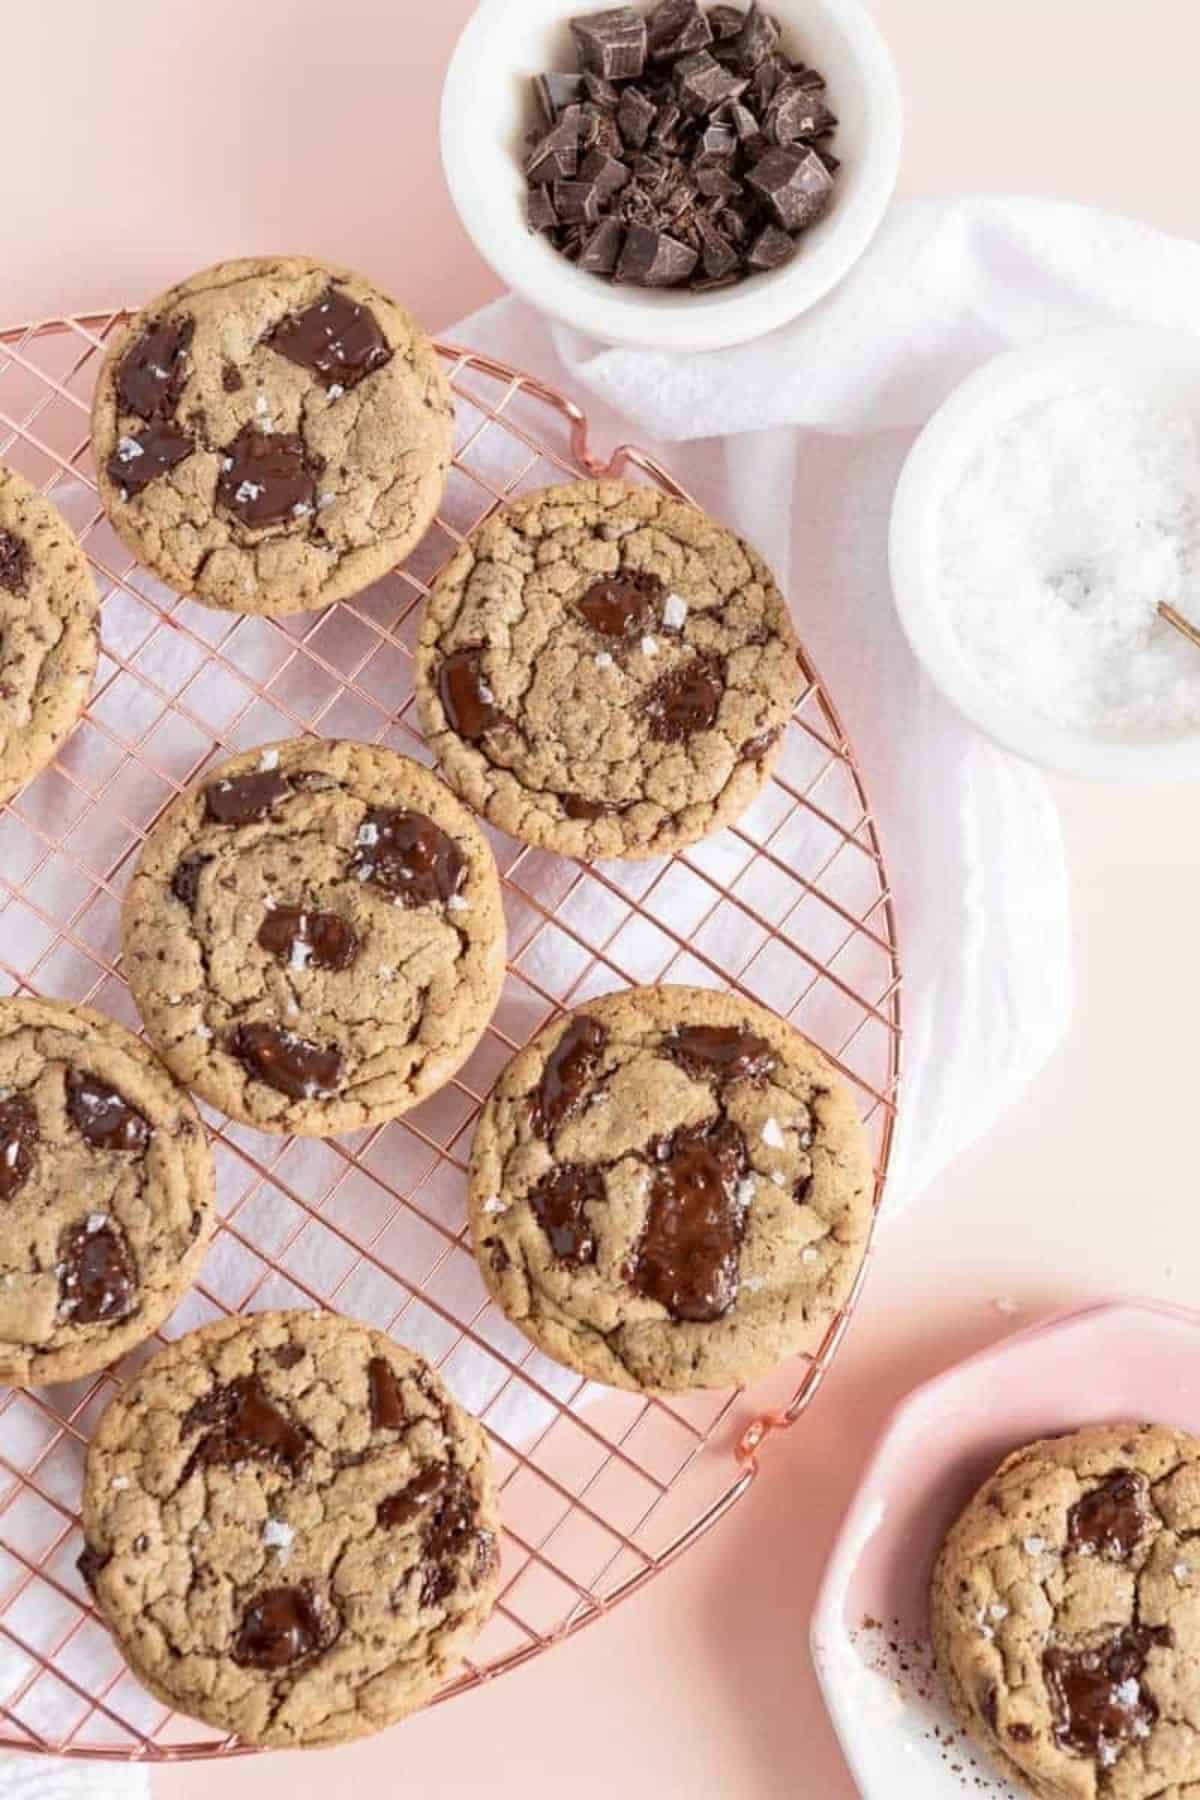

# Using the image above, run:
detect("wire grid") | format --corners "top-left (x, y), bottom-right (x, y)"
top-left (0, 309), bottom-right (901, 1762)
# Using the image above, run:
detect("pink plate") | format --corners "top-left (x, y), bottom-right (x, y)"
top-left (810, 1300), bottom-right (1200, 1798)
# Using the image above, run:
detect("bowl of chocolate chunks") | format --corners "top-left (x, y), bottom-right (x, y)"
top-left (441, 0), bottom-right (902, 353)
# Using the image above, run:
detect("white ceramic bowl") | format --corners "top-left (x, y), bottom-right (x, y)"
top-left (889, 327), bottom-right (1200, 783)
top-left (440, 0), bottom-right (902, 353)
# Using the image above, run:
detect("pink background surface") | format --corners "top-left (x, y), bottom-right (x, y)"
top-left (4, 2), bottom-right (1199, 1794)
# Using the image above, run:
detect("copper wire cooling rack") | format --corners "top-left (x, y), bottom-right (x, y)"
top-left (0, 311), bottom-right (901, 1761)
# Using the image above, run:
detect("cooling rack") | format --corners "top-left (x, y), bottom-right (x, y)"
top-left (0, 310), bottom-right (901, 1761)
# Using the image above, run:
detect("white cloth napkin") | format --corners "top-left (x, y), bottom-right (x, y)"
top-left (445, 191), bottom-right (1200, 1214)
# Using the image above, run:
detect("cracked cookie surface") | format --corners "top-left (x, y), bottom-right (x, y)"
top-left (0, 464), bottom-right (98, 805)
top-left (931, 1422), bottom-right (1200, 1799)
top-left (415, 479), bottom-right (802, 860)
top-left (121, 739), bottom-right (506, 1137)
top-left (92, 256), bottom-right (452, 616)
top-left (79, 1310), bottom-right (500, 1748)
top-left (0, 998), bottom-right (214, 1385)
top-left (468, 984), bottom-right (873, 1391)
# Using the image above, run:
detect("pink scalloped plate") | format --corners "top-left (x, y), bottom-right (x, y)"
top-left (810, 1300), bottom-right (1200, 1798)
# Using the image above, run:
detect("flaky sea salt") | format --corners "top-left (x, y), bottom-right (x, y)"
top-left (263, 1519), bottom-right (294, 1557)
top-left (761, 1116), bottom-right (786, 1149)
top-left (939, 386), bottom-right (1200, 737)
top-left (259, 748), bottom-right (280, 771)
top-left (662, 592), bottom-right (688, 629)
top-left (1022, 1535), bottom-right (1045, 1555)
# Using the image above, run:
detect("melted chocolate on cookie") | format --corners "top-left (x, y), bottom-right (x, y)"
top-left (257, 905), bottom-right (359, 972)
top-left (378, 1465), bottom-right (447, 1530)
top-left (668, 1023), bottom-right (776, 1084)
top-left (437, 650), bottom-right (504, 741)
top-left (116, 318), bottom-right (194, 421)
top-left (528, 1164), bottom-right (602, 1266)
top-left (529, 1015), bottom-right (608, 1138)
top-left (183, 1374), bottom-right (308, 1476)
top-left (107, 423), bottom-right (195, 498)
top-left (171, 852), bottom-right (211, 909)
top-left (234, 1584), bottom-right (331, 1670)
top-left (204, 767), bottom-right (290, 824)
top-left (349, 809), bottom-right (466, 908)
top-left (417, 1469), bottom-right (494, 1608)
top-left (631, 1116), bottom-right (749, 1322)
top-left (229, 1022), bottom-right (343, 1100)
top-left (576, 571), bottom-right (663, 638)
top-left (0, 1093), bottom-right (38, 1201)
top-left (1044, 1624), bottom-right (1170, 1764)
top-left (0, 530), bottom-right (30, 595)
top-left (58, 1217), bottom-right (137, 1324)
top-left (368, 1356), bottom-right (408, 1432)
top-left (216, 427), bottom-right (318, 529)
top-left (266, 287), bottom-right (391, 392)
top-left (65, 1072), bottom-right (150, 1153)
top-left (1068, 1470), bottom-right (1151, 1562)
top-left (643, 652), bottom-right (724, 740)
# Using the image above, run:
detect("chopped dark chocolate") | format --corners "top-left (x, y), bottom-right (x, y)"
top-left (747, 143), bottom-right (835, 231)
top-left (570, 8), bottom-right (648, 81)
top-left (523, 1), bottom-right (839, 292)
top-left (646, 0), bottom-right (713, 61)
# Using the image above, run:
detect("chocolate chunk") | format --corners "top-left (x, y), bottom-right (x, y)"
top-left (1044, 1624), bottom-right (1170, 1764)
top-left (528, 186), bottom-right (560, 233)
top-left (562, 794), bottom-right (612, 820)
top-left (1068, 1470), bottom-right (1150, 1561)
top-left (579, 147), bottom-right (632, 200)
top-left (695, 163), bottom-right (743, 200)
top-left (106, 422), bottom-right (194, 498)
top-left (583, 70), bottom-right (623, 107)
top-left (529, 1164), bottom-right (603, 1266)
top-left (183, 1374), bottom-right (308, 1476)
top-left (65, 1072), bottom-right (150, 1153)
top-left (257, 905), bottom-right (359, 973)
top-left (368, 1355), bottom-right (408, 1432)
top-left (709, 4), bottom-right (744, 39)
top-left (234, 1585), bottom-right (331, 1670)
top-left (617, 84), bottom-right (657, 149)
top-left (116, 318), bottom-right (194, 421)
top-left (418, 1468), bottom-right (488, 1607)
top-left (570, 8), bottom-right (647, 81)
top-left (632, 1116), bottom-right (749, 1321)
top-left (350, 807), bottom-right (466, 908)
top-left (579, 100), bottom-right (625, 157)
top-left (617, 223), bottom-right (698, 286)
top-left (727, 98), bottom-right (762, 141)
top-left (216, 426), bottom-right (318, 529)
top-left (728, 2), bottom-right (780, 73)
top-left (531, 1015), bottom-right (609, 1138)
top-left (747, 224), bottom-right (796, 270)
top-left (170, 851), bottom-right (210, 910)
top-left (766, 79), bottom-right (836, 145)
top-left (749, 55), bottom-right (784, 112)
top-left (266, 287), bottom-right (391, 393)
top-left (274, 1343), bottom-right (305, 1370)
top-left (77, 1543), bottom-right (108, 1595)
top-left (0, 1094), bottom-right (38, 1201)
top-left (526, 113), bottom-right (583, 184)
top-left (643, 651), bottom-right (723, 739)
top-left (229, 1022), bottom-right (343, 1100)
top-left (204, 766), bottom-right (290, 824)
top-left (221, 364), bottom-right (244, 393)
top-left (58, 1217), bottom-right (137, 1325)
top-left (675, 49), bottom-right (748, 114)
top-left (700, 122), bottom-right (737, 157)
top-left (669, 1023), bottom-right (776, 1083)
top-left (577, 569), bottom-right (663, 637)
top-left (379, 1465), bottom-right (446, 1529)
top-left (579, 217), bottom-right (625, 274)
top-left (1007, 1723), bottom-right (1034, 1744)
top-left (533, 70), bottom-right (586, 124)
top-left (699, 218), bottom-right (740, 280)
top-left (646, 0), bottom-right (713, 61)
top-left (553, 178), bottom-right (603, 226)
top-left (0, 531), bottom-right (29, 594)
top-left (438, 648), bottom-right (504, 740)
top-left (747, 145), bottom-right (835, 231)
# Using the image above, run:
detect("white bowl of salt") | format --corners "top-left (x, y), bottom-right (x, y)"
top-left (889, 327), bottom-right (1200, 781)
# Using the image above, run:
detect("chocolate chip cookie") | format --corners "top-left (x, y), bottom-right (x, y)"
top-left (92, 256), bottom-right (453, 616)
top-left (78, 1310), bottom-right (500, 1748)
top-left (931, 1422), bottom-right (1200, 1799)
top-left (467, 984), bottom-right (873, 1391)
top-left (121, 739), bottom-right (506, 1137)
top-left (415, 479), bottom-right (802, 860)
top-left (0, 997), bottom-right (213, 1386)
top-left (0, 464), bottom-right (98, 805)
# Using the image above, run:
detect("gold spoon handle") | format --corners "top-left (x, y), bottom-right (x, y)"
top-left (1158, 601), bottom-right (1200, 650)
